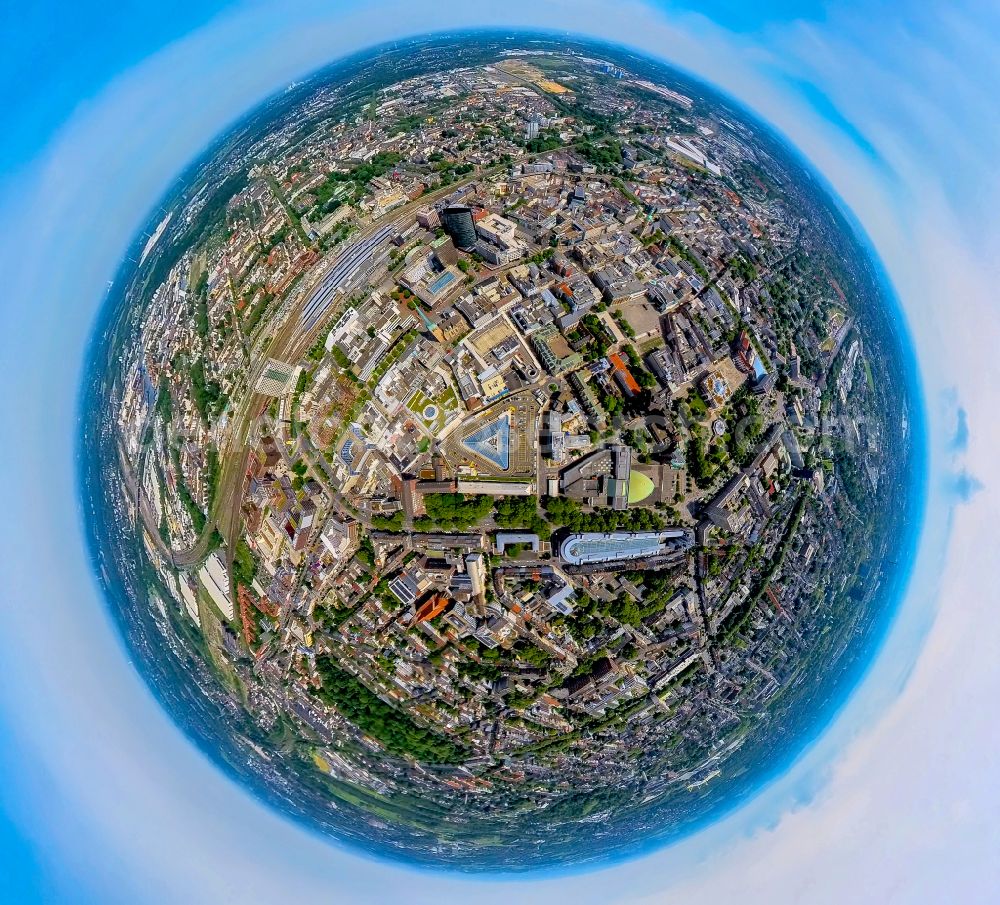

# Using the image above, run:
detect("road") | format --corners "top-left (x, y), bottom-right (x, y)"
top-left (165, 175), bottom-right (481, 570)
top-left (133, 145), bottom-right (588, 575)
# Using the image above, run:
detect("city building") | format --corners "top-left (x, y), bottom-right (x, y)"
top-left (532, 324), bottom-right (583, 376)
top-left (559, 530), bottom-right (692, 566)
top-left (198, 552), bottom-right (235, 620)
top-left (560, 445), bottom-right (633, 510)
top-left (255, 359), bottom-right (301, 397)
top-left (440, 205), bottom-right (478, 250)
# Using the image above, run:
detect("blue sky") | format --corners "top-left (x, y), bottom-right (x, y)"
top-left (1, 1), bottom-right (999, 901)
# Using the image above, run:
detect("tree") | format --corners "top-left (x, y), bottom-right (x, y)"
top-left (232, 539), bottom-right (258, 588)
top-left (372, 511), bottom-right (405, 531)
top-left (494, 496), bottom-right (550, 539)
top-left (686, 428), bottom-right (714, 489)
top-left (188, 357), bottom-right (224, 422)
top-left (543, 497), bottom-right (665, 533)
top-left (422, 493), bottom-right (491, 530)
top-left (729, 253), bottom-right (758, 284)
top-left (155, 374), bottom-right (173, 424)
top-left (205, 445), bottom-right (220, 508)
top-left (314, 658), bottom-right (466, 764)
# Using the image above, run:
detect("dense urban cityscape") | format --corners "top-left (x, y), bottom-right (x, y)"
top-left (83, 34), bottom-right (916, 868)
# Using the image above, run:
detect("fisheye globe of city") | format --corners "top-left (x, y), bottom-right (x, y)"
top-left (82, 32), bottom-right (920, 871)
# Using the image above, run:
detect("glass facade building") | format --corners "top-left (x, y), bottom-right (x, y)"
top-left (441, 205), bottom-right (478, 250)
